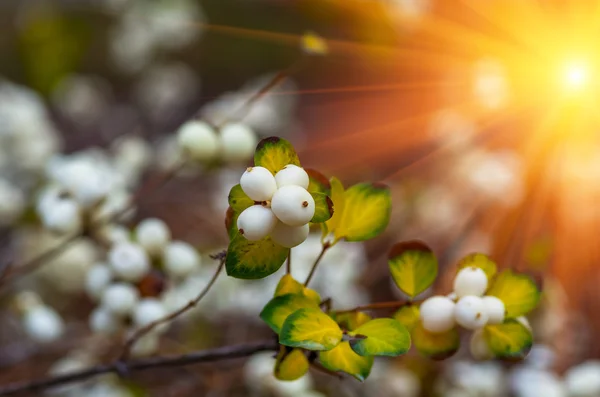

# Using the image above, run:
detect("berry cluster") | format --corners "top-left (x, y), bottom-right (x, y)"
top-left (237, 164), bottom-right (315, 248)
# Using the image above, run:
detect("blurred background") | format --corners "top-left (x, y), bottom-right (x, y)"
top-left (0, 0), bottom-right (599, 396)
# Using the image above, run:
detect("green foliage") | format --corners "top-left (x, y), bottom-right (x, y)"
top-left (306, 168), bottom-right (331, 196)
top-left (388, 241), bottom-right (438, 298)
top-left (348, 318), bottom-right (411, 357)
top-left (274, 274), bottom-right (321, 304)
top-left (279, 308), bottom-right (343, 351)
top-left (228, 184), bottom-right (254, 212)
top-left (412, 323), bottom-right (460, 360)
top-left (226, 234), bottom-right (289, 279)
top-left (487, 270), bottom-right (540, 318)
top-left (332, 311), bottom-right (372, 332)
top-left (260, 293), bottom-right (319, 333)
top-left (483, 319), bottom-right (533, 360)
top-left (457, 253), bottom-right (497, 279)
top-left (274, 348), bottom-right (309, 381)
top-left (310, 192), bottom-right (334, 223)
top-left (393, 305), bottom-right (420, 331)
top-left (319, 342), bottom-right (374, 381)
top-left (254, 137), bottom-right (301, 174)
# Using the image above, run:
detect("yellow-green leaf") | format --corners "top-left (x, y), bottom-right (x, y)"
top-left (332, 312), bottom-right (372, 332)
top-left (254, 137), bottom-right (300, 174)
top-left (303, 287), bottom-right (322, 305)
top-left (225, 206), bottom-right (238, 239)
top-left (280, 308), bottom-right (343, 351)
top-left (487, 270), bottom-right (540, 318)
top-left (393, 305), bottom-right (420, 331)
top-left (324, 177), bottom-right (346, 237)
top-left (334, 183), bottom-right (391, 242)
top-left (310, 192), bottom-right (334, 223)
top-left (274, 348), bottom-right (309, 381)
top-left (319, 342), bottom-right (373, 381)
top-left (275, 274), bottom-right (304, 297)
top-left (260, 293), bottom-right (319, 333)
top-left (226, 234), bottom-right (289, 279)
top-left (306, 168), bottom-right (331, 196)
top-left (483, 319), bottom-right (533, 360)
top-left (388, 241), bottom-right (438, 298)
top-left (228, 184), bottom-right (254, 212)
top-left (412, 323), bottom-right (460, 360)
top-left (349, 318), bottom-right (411, 357)
top-left (457, 253), bottom-right (497, 280)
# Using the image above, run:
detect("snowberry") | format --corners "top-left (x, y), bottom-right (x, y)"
top-left (419, 296), bottom-right (456, 333)
top-left (219, 122), bottom-right (257, 162)
top-left (40, 198), bottom-right (82, 234)
top-left (163, 241), bottom-right (201, 278)
top-left (482, 296), bottom-right (505, 324)
top-left (455, 296), bottom-right (489, 330)
top-left (133, 299), bottom-right (168, 332)
top-left (23, 306), bottom-right (65, 343)
top-left (270, 222), bottom-right (309, 248)
top-left (108, 242), bottom-right (150, 282)
top-left (237, 205), bottom-right (278, 241)
top-left (240, 166), bottom-right (277, 202)
top-left (176, 120), bottom-right (219, 162)
top-left (565, 361), bottom-right (600, 397)
top-left (101, 283), bottom-right (139, 316)
top-left (270, 185), bottom-right (315, 226)
top-left (130, 332), bottom-right (160, 357)
top-left (470, 329), bottom-right (493, 360)
top-left (453, 266), bottom-right (488, 298)
top-left (274, 165), bottom-right (309, 189)
top-left (89, 307), bottom-right (122, 335)
top-left (136, 218), bottom-right (171, 255)
top-left (85, 263), bottom-right (113, 301)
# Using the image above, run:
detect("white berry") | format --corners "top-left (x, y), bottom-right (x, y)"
top-left (565, 361), bottom-right (600, 397)
top-left (270, 185), bottom-right (315, 226)
top-left (455, 296), bottom-right (489, 330)
top-left (163, 241), bottom-right (201, 278)
top-left (240, 166), bottom-right (277, 201)
top-left (177, 120), bottom-right (219, 162)
top-left (482, 296), bottom-right (505, 324)
top-left (470, 329), bottom-right (493, 360)
top-left (419, 296), bottom-right (456, 333)
top-left (108, 242), bottom-right (150, 282)
top-left (133, 298), bottom-right (168, 333)
top-left (237, 205), bottom-right (278, 241)
top-left (270, 222), bottom-right (309, 248)
top-left (23, 306), bottom-right (65, 343)
top-left (219, 123), bottom-right (257, 162)
top-left (85, 263), bottom-right (113, 301)
top-left (453, 267), bottom-right (488, 298)
top-left (274, 165), bottom-right (309, 189)
top-left (40, 198), bottom-right (82, 234)
top-left (130, 333), bottom-right (160, 357)
top-left (136, 218), bottom-right (171, 255)
top-left (89, 307), bottom-right (122, 335)
top-left (101, 283), bottom-right (139, 316)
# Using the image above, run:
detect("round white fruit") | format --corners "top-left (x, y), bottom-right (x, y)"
top-left (455, 296), bottom-right (489, 330)
top-left (482, 296), bottom-right (505, 324)
top-left (136, 218), bottom-right (171, 255)
top-left (274, 165), bottom-right (309, 189)
top-left (470, 328), bottom-right (493, 360)
top-left (40, 198), bottom-right (82, 234)
top-left (108, 242), bottom-right (150, 282)
top-left (453, 266), bottom-right (488, 298)
top-left (163, 241), bottom-right (201, 278)
top-left (240, 166), bottom-right (277, 202)
top-left (270, 185), bottom-right (315, 226)
top-left (130, 333), bottom-right (160, 357)
top-left (270, 222), bottom-right (309, 248)
top-left (177, 120), bottom-right (219, 162)
top-left (101, 283), bottom-right (139, 316)
top-left (89, 307), bottom-right (122, 335)
top-left (419, 296), bottom-right (456, 333)
top-left (237, 205), bottom-right (278, 241)
top-left (23, 306), bottom-right (65, 343)
top-left (219, 123), bottom-right (257, 162)
top-left (133, 298), bottom-right (168, 333)
top-left (565, 361), bottom-right (600, 397)
top-left (85, 263), bottom-right (113, 301)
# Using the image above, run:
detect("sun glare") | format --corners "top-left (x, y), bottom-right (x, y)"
top-left (564, 62), bottom-right (589, 90)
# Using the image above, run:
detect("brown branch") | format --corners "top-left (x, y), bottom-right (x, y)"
top-left (0, 340), bottom-right (278, 397)
top-left (120, 251), bottom-right (226, 360)
top-left (332, 300), bottom-right (415, 315)
top-left (286, 251), bottom-right (292, 274)
top-left (303, 242), bottom-right (331, 287)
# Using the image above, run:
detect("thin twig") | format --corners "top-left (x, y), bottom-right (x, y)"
top-left (303, 242), bottom-right (331, 287)
top-left (332, 300), bottom-right (414, 315)
top-left (120, 251), bottom-right (227, 360)
top-left (0, 340), bottom-right (278, 397)
top-left (286, 251), bottom-right (292, 275)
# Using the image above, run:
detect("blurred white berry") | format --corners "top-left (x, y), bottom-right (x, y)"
top-left (61, 161), bottom-right (114, 208)
top-left (96, 224), bottom-right (130, 245)
top-left (0, 179), bottom-right (25, 225)
top-left (419, 296), bottom-right (456, 333)
top-left (133, 298), bottom-right (168, 333)
top-left (23, 306), bottom-right (65, 343)
top-left (101, 283), bottom-right (139, 316)
top-left (470, 329), bottom-right (493, 360)
top-left (240, 166), bottom-right (277, 201)
top-left (455, 296), bottom-right (489, 330)
top-left (130, 332), bottom-right (160, 357)
top-left (482, 296), bottom-right (505, 325)
top-left (85, 263), bottom-right (113, 301)
top-left (274, 165), bottom-right (309, 189)
top-left (219, 122), bottom-right (257, 162)
top-left (112, 134), bottom-right (152, 172)
top-left (163, 241), bottom-right (201, 278)
top-left (108, 242), bottom-right (150, 282)
top-left (136, 218), bottom-right (171, 255)
top-left (270, 221), bottom-right (309, 248)
top-left (237, 205), bottom-right (278, 241)
top-left (89, 307), bottom-right (122, 335)
top-left (177, 120), bottom-right (219, 162)
top-left (40, 198), bottom-right (82, 234)
top-left (270, 185), bottom-right (315, 226)
top-left (565, 361), bottom-right (600, 397)
top-left (453, 267), bottom-right (488, 298)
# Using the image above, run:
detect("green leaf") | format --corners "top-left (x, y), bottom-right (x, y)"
top-left (226, 234), bottom-right (289, 279)
top-left (457, 253), bottom-right (497, 280)
top-left (324, 177), bottom-right (346, 238)
top-left (487, 270), bottom-right (540, 318)
top-left (483, 319), bottom-right (533, 360)
top-left (332, 312), bottom-right (372, 332)
top-left (388, 241), bottom-right (438, 298)
top-left (274, 348), bottom-right (309, 381)
top-left (393, 305), bottom-right (420, 331)
top-left (254, 137), bottom-right (300, 174)
top-left (274, 274), bottom-right (322, 304)
top-left (280, 308), bottom-right (343, 351)
top-left (225, 207), bottom-right (239, 239)
top-left (260, 294), bottom-right (319, 333)
top-left (334, 183), bottom-right (391, 242)
top-left (311, 192), bottom-right (334, 223)
top-left (348, 318), bottom-right (411, 357)
top-left (302, 287), bottom-right (322, 305)
top-left (319, 342), bottom-right (373, 381)
top-left (228, 184), bottom-right (254, 212)
top-left (412, 323), bottom-right (460, 360)
top-left (306, 168), bottom-right (331, 196)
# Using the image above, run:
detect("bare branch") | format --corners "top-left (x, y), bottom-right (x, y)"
top-left (303, 242), bottom-right (331, 287)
